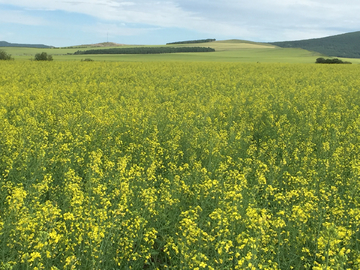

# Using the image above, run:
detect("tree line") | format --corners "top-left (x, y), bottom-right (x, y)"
top-left (74, 47), bottom-right (215, 55)
top-left (166, 39), bottom-right (216, 45)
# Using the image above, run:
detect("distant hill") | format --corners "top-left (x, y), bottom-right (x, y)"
top-left (269, 31), bottom-right (360, 58)
top-left (166, 39), bottom-right (216, 45)
top-left (63, 42), bottom-right (126, 49)
top-left (0, 41), bottom-right (53, 48)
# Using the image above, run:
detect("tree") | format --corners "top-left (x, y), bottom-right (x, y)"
top-left (34, 52), bottom-right (53, 61)
top-left (0, 49), bottom-right (13, 60)
top-left (315, 57), bottom-right (326, 63)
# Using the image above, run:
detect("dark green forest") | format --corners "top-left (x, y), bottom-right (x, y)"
top-left (166, 39), bottom-right (216, 45)
top-left (269, 31), bottom-right (360, 58)
top-left (74, 46), bottom-right (215, 55)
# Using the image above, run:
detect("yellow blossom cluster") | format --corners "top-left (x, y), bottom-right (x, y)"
top-left (1, 61), bottom-right (360, 269)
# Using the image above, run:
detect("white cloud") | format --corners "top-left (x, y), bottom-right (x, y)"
top-left (0, 9), bottom-right (45, 25)
top-left (1, 0), bottom-right (360, 41)
top-left (86, 22), bottom-right (159, 38)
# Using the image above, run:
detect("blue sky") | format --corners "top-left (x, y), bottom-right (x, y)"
top-left (0, 0), bottom-right (359, 47)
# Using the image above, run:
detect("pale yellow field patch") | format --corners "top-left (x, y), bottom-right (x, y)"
top-left (167, 39), bottom-right (277, 51)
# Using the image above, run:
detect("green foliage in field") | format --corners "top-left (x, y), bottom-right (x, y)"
top-left (81, 58), bottom-right (94, 62)
top-left (0, 49), bottom-right (12, 60)
top-left (34, 52), bottom-right (53, 61)
top-left (316, 57), bottom-right (352, 64)
top-left (1, 62), bottom-right (360, 269)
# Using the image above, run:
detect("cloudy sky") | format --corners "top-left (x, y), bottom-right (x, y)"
top-left (0, 0), bottom-right (359, 47)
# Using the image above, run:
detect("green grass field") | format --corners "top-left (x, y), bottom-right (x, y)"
top-left (2, 39), bottom-right (360, 63)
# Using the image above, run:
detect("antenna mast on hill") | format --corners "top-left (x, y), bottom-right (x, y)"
top-left (107, 32), bottom-right (108, 43)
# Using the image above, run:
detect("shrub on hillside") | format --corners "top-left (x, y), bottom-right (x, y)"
top-left (34, 52), bottom-right (53, 61)
top-left (0, 49), bottom-right (13, 60)
top-left (316, 57), bottom-right (351, 64)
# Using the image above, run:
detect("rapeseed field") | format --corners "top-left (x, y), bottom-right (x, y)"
top-left (1, 61), bottom-right (360, 269)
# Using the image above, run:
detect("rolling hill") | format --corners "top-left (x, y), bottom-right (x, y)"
top-left (269, 31), bottom-right (360, 58)
top-left (0, 41), bottom-right (53, 48)
top-left (3, 31), bottom-right (360, 63)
